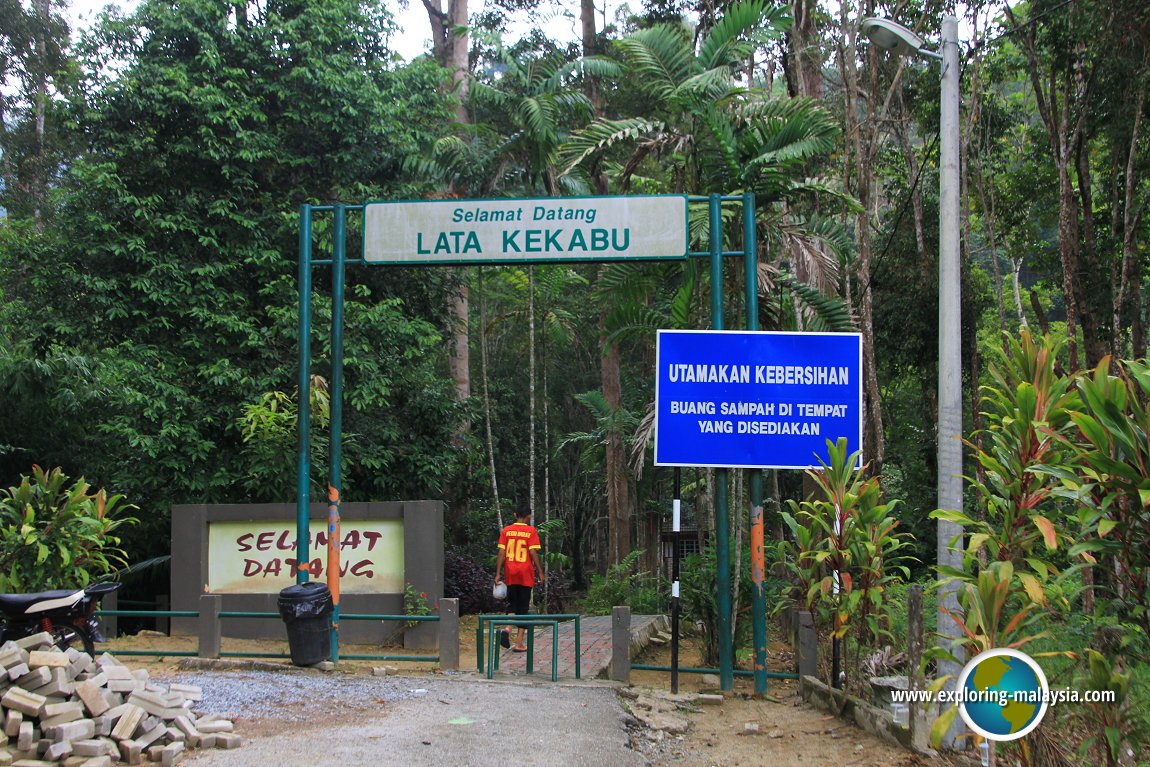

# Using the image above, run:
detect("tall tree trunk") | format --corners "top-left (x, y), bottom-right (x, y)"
top-left (1115, 87), bottom-right (1146, 358)
top-left (1006, 5), bottom-right (1097, 370)
top-left (601, 310), bottom-right (632, 569)
top-left (479, 269), bottom-right (502, 527)
top-left (424, 0), bottom-right (472, 408)
top-left (32, 0), bottom-right (50, 232)
top-left (784, 0), bottom-right (822, 98)
top-left (838, 3), bottom-right (884, 471)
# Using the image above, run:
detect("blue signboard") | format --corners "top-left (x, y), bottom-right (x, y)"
top-left (654, 330), bottom-right (863, 469)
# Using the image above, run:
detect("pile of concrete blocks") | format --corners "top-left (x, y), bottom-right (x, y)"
top-left (0, 632), bottom-right (242, 766)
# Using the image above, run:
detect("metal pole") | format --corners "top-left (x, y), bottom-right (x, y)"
top-left (671, 468), bottom-right (681, 695)
top-left (709, 193), bottom-right (733, 691)
top-left (743, 192), bottom-right (767, 695)
top-left (296, 205), bottom-right (313, 585)
top-left (328, 204), bottom-right (347, 661)
top-left (937, 12), bottom-right (965, 700)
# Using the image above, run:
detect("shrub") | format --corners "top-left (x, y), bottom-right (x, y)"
top-left (444, 548), bottom-right (502, 615)
top-left (0, 465), bottom-right (137, 591)
top-left (578, 550), bottom-right (666, 616)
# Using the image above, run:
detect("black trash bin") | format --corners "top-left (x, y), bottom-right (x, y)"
top-left (278, 582), bottom-right (333, 666)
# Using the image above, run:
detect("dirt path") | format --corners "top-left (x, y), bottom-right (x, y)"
top-left (104, 626), bottom-right (939, 767)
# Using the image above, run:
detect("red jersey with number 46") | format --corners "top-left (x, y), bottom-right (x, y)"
top-left (498, 522), bottom-right (541, 586)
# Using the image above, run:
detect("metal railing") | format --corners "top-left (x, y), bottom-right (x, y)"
top-left (475, 613), bottom-right (582, 680)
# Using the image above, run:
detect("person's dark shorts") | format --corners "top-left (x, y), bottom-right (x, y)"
top-left (507, 584), bottom-right (532, 615)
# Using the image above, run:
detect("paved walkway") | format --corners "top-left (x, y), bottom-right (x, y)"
top-left (478, 614), bottom-right (667, 681)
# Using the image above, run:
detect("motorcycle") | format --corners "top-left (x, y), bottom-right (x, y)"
top-left (0, 582), bottom-right (120, 656)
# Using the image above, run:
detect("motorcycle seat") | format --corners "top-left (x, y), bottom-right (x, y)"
top-left (0, 589), bottom-right (83, 614)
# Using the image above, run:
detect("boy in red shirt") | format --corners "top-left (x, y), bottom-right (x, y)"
top-left (494, 504), bottom-right (545, 652)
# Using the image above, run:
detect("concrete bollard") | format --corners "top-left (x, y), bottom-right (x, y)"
top-left (198, 594), bottom-right (221, 659)
top-left (438, 598), bottom-right (460, 671)
top-left (611, 606), bottom-right (631, 683)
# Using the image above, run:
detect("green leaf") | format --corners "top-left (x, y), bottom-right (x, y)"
top-left (930, 706), bottom-right (959, 748)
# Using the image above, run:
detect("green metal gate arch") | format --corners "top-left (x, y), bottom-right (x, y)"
top-left (294, 192), bottom-right (767, 692)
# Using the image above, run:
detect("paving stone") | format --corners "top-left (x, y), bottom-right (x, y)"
top-left (117, 740), bottom-right (142, 766)
top-left (43, 741), bottom-right (73, 761)
top-left (5, 710), bottom-right (23, 738)
top-left (109, 704), bottom-right (145, 741)
top-left (213, 733), bottom-right (242, 750)
top-left (27, 652), bottom-right (70, 670)
top-left (73, 681), bottom-right (109, 717)
top-left (13, 633), bottom-right (54, 651)
top-left (2, 688), bottom-right (46, 718)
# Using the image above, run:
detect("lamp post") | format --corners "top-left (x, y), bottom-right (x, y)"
top-left (860, 13), bottom-right (965, 743)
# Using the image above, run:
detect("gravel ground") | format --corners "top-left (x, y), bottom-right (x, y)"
top-left (155, 667), bottom-right (650, 767)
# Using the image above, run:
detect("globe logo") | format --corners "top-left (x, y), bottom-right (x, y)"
top-left (957, 648), bottom-right (1049, 741)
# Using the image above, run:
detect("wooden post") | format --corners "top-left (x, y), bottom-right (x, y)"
top-left (438, 598), bottom-right (460, 671)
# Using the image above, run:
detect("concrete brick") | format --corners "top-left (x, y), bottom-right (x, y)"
top-left (94, 654), bottom-right (122, 669)
top-left (48, 719), bottom-right (95, 743)
top-left (14, 668), bottom-right (52, 690)
top-left (91, 716), bottom-right (111, 737)
top-left (5, 709), bottom-right (23, 737)
top-left (160, 743), bottom-right (183, 767)
top-left (13, 632), bottom-right (54, 650)
top-left (106, 679), bottom-right (140, 694)
top-left (109, 704), bottom-right (145, 741)
top-left (0, 749), bottom-right (11, 766)
top-left (75, 672), bottom-right (105, 688)
top-left (126, 694), bottom-right (184, 721)
top-left (0, 647), bottom-right (28, 669)
top-left (146, 744), bottom-right (164, 762)
top-left (117, 741), bottom-right (142, 766)
top-left (171, 717), bottom-right (199, 742)
top-left (2, 687), bottom-right (47, 717)
top-left (27, 652), bottom-right (69, 670)
top-left (43, 700), bottom-right (84, 720)
top-left (195, 720), bottom-right (232, 734)
top-left (78, 757), bottom-right (111, 767)
top-left (6, 663), bottom-right (30, 681)
top-left (98, 663), bottom-right (132, 681)
top-left (166, 684), bottom-right (201, 702)
top-left (10, 760), bottom-right (54, 767)
top-left (74, 681), bottom-right (109, 717)
top-left (16, 721), bottom-right (34, 751)
top-left (213, 733), bottom-right (242, 749)
top-left (43, 741), bottom-right (72, 762)
top-left (135, 724), bottom-right (166, 749)
top-left (29, 667), bottom-right (71, 694)
top-left (70, 741), bottom-right (104, 758)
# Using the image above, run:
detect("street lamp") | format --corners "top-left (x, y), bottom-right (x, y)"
top-left (860, 12), bottom-right (965, 741)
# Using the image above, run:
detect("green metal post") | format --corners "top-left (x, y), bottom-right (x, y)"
top-left (709, 193), bottom-right (733, 691)
top-left (744, 192), bottom-right (767, 695)
top-left (328, 204), bottom-right (347, 662)
top-left (296, 205), bottom-right (313, 585)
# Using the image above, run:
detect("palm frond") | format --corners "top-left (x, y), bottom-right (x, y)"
top-left (558, 118), bottom-right (666, 176)
top-left (617, 25), bottom-right (698, 99)
top-left (778, 273), bottom-right (855, 332)
top-left (697, 0), bottom-right (791, 70)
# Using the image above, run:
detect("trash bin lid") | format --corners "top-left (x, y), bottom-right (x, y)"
top-left (278, 582), bottom-right (331, 603)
